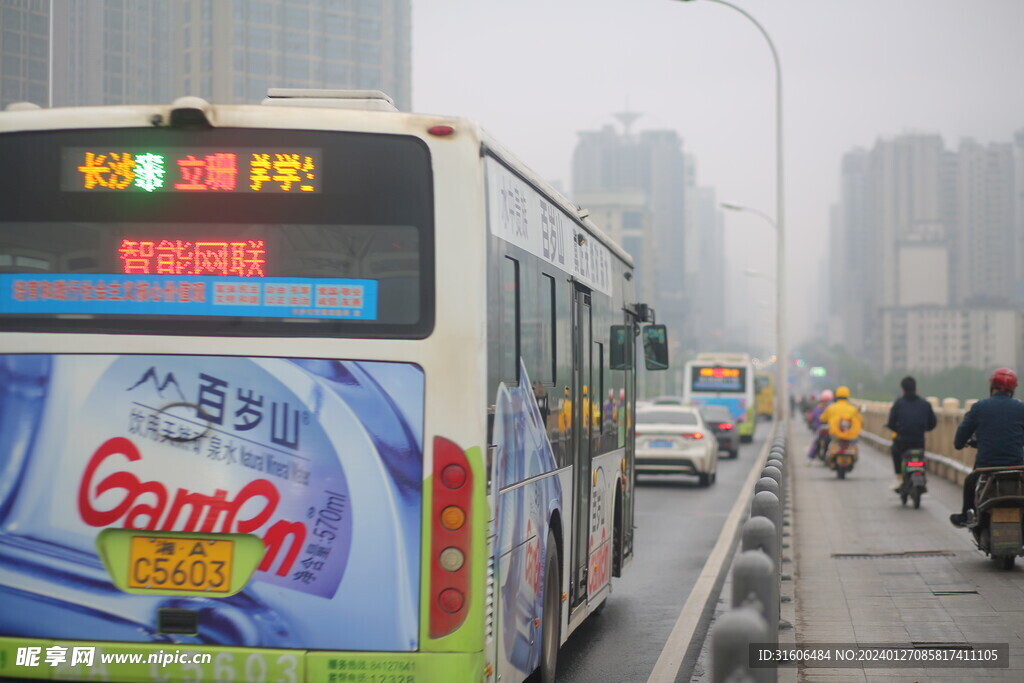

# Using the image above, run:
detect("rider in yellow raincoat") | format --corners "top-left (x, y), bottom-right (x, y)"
top-left (819, 386), bottom-right (862, 465)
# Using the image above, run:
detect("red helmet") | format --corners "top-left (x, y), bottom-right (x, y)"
top-left (990, 367), bottom-right (1018, 393)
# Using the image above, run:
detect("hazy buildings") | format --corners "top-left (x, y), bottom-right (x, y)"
top-left (882, 308), bottom-right (1023, 374)
top-left (1, 0), bottom-right (412, 111)
top-left (0, 1), bottom-right (50, 107)
top-left (571, 115), bottom-right (726, 390)
top-left (190, 0), bottom-right (411, 109)
top-left (829, 132), bottom-right (1023, 373)
top-left (51, 1), bottom-right (176, 107)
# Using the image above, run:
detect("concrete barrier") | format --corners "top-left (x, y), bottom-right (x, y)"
top-left (712, 606), bottom-right (772, 683)
top-left (711, 425), bottom-right (787, 681)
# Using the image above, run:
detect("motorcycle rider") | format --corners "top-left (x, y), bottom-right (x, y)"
top-left (950, 368), bottom-right (1024, 527)
top-left (806, 389), bottom-right (834, 460)
top-left (885, 376), bottom-right (937, 492)
top-left (819, 386), bottom-right (862, 466)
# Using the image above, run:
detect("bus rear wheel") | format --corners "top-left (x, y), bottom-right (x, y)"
top-left (540, 529), bottom-right (561, 683)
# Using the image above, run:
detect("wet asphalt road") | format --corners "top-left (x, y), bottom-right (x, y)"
top-left (549, 428), bottom-right (769, 683)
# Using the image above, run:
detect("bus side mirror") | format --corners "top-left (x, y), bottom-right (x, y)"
top-left (609, 325), bottom-right (632, 370)
top-left (642, 324), bottom-right (669, 371)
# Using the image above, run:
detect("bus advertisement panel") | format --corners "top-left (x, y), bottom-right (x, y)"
top-left (0, 354), bottom-right (424, 652)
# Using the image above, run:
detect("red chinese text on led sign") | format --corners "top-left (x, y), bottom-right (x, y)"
top-left (119, 239), bottom-right (266, 277)
top-left (174, 153), bottom-right (239, 191)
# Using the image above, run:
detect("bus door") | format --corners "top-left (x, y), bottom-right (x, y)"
top-left (615, 315), bottom-right (637, 576)
top-left (570, 285), bottom-right (593, 608)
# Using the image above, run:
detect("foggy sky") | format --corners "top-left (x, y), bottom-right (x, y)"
top-left (411, 0), bottom-right (1024, 347)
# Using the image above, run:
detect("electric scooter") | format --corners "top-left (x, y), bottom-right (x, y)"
top-left (898, 449), bottom-right (927, 508)
top-left (968, 465), bottom-right (1024, 570)
top-left (827, 438), bottom-right (858, 479)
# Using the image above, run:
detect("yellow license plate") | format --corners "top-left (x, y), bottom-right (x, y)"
top-left (836, 455), bottom-right (852, 465)
top-left (128, 536), bottom-right (233, 593)
top-left (992, 508), bottom-right (1021, 523)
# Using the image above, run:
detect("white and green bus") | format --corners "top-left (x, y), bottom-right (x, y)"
top-left (0, 90), bottom-right (667, 682)
top-left (682, 352), bottom-right (756, 442)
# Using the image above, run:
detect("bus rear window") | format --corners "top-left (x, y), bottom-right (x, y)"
top-left (0, 127), bottom-right (433, 338)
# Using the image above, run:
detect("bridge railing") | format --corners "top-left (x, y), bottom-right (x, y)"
top-left (856, 397), bottom-right (975, 484)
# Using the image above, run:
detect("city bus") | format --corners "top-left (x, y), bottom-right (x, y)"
top-left (682, 352), bottom-right (756, 443)
top-left (0, 90), bottom-right (668, 683)
top-left (755, 370), bottom-right (774, 420)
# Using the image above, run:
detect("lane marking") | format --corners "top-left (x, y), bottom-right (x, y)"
top-left (646, 430), bottom-right (775, 683)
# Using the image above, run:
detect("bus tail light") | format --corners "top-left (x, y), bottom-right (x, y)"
top-left (430, 436), bottom-right (472, 638)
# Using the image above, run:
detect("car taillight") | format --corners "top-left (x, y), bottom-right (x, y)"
top-left (717, 423), bottom-right (733, 430)
top-left (431, 436), bottom-right (472, 638)
top-left (907, 461), bottom-right (925, 467)
top-left (682, 433), bottom-right (704, 440)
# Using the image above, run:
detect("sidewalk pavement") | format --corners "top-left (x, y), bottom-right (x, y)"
top-left (791, 424), bottom-right (1024, 681)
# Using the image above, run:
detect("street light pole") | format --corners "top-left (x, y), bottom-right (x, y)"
top-left (678, 0), bottom-right (787, 427)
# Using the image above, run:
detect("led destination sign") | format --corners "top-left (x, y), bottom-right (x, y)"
top-left (691, 366), bottom-right (747, 393)
top-left (62, 148), bottom-right (320, 193)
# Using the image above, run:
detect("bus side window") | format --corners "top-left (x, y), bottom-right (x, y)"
top-left (542, 273), bottom-right (556, 384)
top-left (501, 256), bottom-right (519, 384)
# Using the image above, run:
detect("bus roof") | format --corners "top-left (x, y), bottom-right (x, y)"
top-left (694, 352), bottom-right (752, 364)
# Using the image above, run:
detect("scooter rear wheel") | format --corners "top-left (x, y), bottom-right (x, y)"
top-left (911, 488), bottom-right (921, 509)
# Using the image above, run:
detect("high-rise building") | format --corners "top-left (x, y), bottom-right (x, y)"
top-left (830, 132), bottom-right (1020, 373)
top-left (952, 139), bottom-right (1015, 306)
top-left (51, 0), bottom-right (176, 107)
top-left (2, 0), bottom-right (412, 112)
top-left (1015, 130), bottom-right (1024, 303)
top-left (572, 116), bottom-right (726, 387)
top-left (572, 122), bottom-right (688, 344)
top-left (186, 0), bottom-right (411, 109)
top-left (830, 149), bottom-right (872, 358)
top-left (0, 0), bottom-right (50, 108)
top-left (881, 308), bottom-right (1022, 374)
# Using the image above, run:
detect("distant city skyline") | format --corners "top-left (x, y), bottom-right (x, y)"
top-left (412, 0), bottom-right (1024, 350)
top-left (570, 116), bottom-right (731, 392)
top-left (828, 130), bottom-right (1024, 373)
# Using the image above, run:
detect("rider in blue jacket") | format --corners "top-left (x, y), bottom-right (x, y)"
top-left (950, 368), bottom-right (1024, 527)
